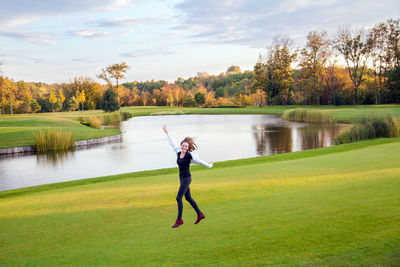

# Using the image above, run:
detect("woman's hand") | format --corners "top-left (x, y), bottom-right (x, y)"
top-left (163, 125), bottom-right (168, 134)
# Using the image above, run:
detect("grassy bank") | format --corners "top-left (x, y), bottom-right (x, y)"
top-left (0, 111), bottom-right (120, 148)
top-left (120, 105), bottom-right (400, 123)
top-left (1, 138), bottom-right (400, 265)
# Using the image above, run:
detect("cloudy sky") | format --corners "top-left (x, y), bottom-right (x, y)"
top-left (0, 0), bottom-right (398, 84)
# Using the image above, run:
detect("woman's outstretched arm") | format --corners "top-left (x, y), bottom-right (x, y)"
top-left (163, 125), bottom-right (180, 154)
top-left (190, 150), bottom-right (213, 168)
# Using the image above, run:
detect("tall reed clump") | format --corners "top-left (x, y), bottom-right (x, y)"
top-left (282, 108), bottom-right (335, 123)
top-left (103, 111), bottom-right (122, 125)
top-left (120, 111), bottom-right (133, 121)
top-left (88, 116), bottom-right (103, 129)
top-left (35, 129), bottom-right (74, 152)
top-left (335, 114), bottom-right (400, 144)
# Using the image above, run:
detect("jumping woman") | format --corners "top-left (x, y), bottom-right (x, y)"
top-left (163, 125), bottom-right (213, 228)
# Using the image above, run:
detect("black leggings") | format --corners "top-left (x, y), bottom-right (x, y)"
top-left (176, 176), bottom-right (201, 219)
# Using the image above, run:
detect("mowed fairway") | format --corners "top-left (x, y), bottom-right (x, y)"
top-left (1, 139), bottom-right (400, 266)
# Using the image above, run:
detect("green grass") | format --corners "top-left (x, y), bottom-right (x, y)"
top-left (1, 138), bottom-right (400, 266)
top-left (0, 113), bottom-right (120, 148)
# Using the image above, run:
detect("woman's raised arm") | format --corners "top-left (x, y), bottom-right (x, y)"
top-left (163, 125), bottom-right (180, 154)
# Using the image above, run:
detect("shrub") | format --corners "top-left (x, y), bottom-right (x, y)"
top-left (335, 114), bottom-right (400, 144)
top-left (35, 129), bottom-right (74, 152)
top-left (282, 108), bottom-right (335, 123)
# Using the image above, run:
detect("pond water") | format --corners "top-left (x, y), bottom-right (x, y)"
top-left (0, 114), bottom-right (348, 191)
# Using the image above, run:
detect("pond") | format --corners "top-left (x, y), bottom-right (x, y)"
top-left (0, 114), bottom-right (349, 191)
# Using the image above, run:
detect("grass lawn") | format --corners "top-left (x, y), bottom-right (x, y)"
top-left (1, 138), bottom-right (399, 266)
top-left (1, 105), bottom-right (399, 148)
top-left (0, 111), bottom-right (120, 148)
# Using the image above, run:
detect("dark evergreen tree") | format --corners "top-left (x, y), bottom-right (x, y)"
top-left (102, 87), bottom-right (119, 112)
top-left (194, 92), bottom-right (205, 105)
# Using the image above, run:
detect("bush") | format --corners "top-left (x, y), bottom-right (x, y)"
top-left (282, 108), bottom-right (335, 123)
top-left (335, 114), bottom-right (400, 144)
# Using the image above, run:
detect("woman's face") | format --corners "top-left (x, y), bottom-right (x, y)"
top-left (180, 142), bottom-right (189, 153)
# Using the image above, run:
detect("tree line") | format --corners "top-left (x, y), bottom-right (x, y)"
top-left (0, 18), bottom-right (399, 114)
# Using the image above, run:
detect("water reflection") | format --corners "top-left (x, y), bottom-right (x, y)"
top-left (252, 123), bottom-right (346, 155)
top-left (37, 150), bottom-right (74, 167)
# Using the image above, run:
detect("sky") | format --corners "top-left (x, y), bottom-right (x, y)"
top-left (0, 0), bottom-right (399, 84)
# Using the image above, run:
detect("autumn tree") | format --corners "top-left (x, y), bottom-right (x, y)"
top-left (334, 26), bottom-right (371, 104)
top-left (257, 36), bottom-right (297, 105)
top-left (49, 91), bottom-right (57, 112)
top-left (299, 31), bottom-right (331, 104)
top-left (97, 62), bottom-right (129, 104)
top-left (68, 96), bottom-right (79, 111)
top-left (58, 90), bottom-right (65, 111)
top-left (77, 90), bottom-right (86, 110)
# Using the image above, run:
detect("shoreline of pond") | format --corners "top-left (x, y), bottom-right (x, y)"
top-left (0, 134), bottom-right (123, 155)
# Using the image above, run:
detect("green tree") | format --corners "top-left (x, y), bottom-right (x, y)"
top-left (68, 96), bottom-right (79, 111)
top-left (102, 87), bottom-right (119, 112)
top-left (184, 94), bottom-right (196, 107)
top-left (194, 91), bottom-right (206, 105)
top-left (264, 37), bottom-right (297, 105)
top-left (30, 99), bottom-right (41, 113)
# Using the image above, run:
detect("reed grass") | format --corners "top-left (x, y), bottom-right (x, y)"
top-left (88, 116), bottom-right (103, 129)
top-left (34, 129), bottom-right (74, 152)
top-left (282, 108), bottom-right (335, 123)
top-left (335, 114), bottom-right (400, 144)
top-left (102, 111), bottom-right (122, 125)
top-left (120, 111), bottom-right (133, 121)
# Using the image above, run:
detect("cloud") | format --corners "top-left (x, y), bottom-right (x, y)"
top-left (120, 47), bottom-right (175, 58)
top-left (173, 0), bottom-right (400, 48)
top-left (0, 0), bottom-right (140, 27)
top-left (90, 17), bottom-right (164, 27)
top-left (68, 29), bottom-right (110, 38)
top-left (0, 31), bottom-right (56, 45)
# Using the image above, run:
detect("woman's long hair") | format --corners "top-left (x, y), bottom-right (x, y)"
top-left (181, 137), bottom-right (197, 152)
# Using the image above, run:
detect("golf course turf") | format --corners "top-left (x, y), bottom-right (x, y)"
top-left (1, 137), bottom-right (399, 266)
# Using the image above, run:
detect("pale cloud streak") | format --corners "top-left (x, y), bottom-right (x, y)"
top-left (120, 47), bottom-right (175, 58)
top-left (174, 0), bottom-right (400, 47)
top-left (90, 17), bottom-right (165, 27)
top-left (0, 31), bottom-right (56, 45)
top-left (0, 0), bottom-right (141, 27)
top-left (68, 30), bottom-right (110, 38)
